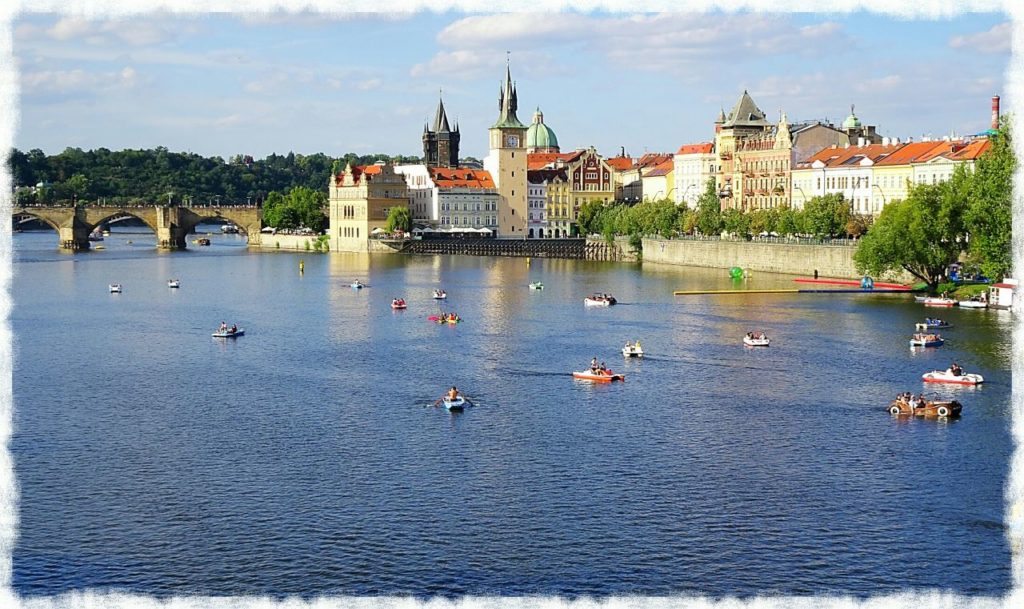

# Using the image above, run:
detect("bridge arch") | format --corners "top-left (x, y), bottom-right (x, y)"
top-left (180, 210), bottom-right (256, 236)
top-left (85, 210), bottom-right (160, 235)
top-left (12, 210), bottom-right (62, 233)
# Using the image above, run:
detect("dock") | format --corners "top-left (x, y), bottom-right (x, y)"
top-left (673, 288), bottom-right (915, 296)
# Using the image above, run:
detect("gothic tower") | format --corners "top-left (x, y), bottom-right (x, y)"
top-left (484, 62), bottom-right (528, 237)
top-left (422, 94), bottom-right (460, 168)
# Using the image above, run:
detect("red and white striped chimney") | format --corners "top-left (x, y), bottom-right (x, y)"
top-left (991, 95), bottom-right (1000, 130)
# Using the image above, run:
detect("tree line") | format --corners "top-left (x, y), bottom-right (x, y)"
top-left (7, 146), bottom-right (427, 206)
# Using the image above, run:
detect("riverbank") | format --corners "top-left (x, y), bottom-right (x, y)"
top-left (642, 236), bottom-right (913, 282)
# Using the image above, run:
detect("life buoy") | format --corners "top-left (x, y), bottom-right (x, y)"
top-left (889, 404), bottom-right (902, 415)
top-left (937, 406), bottom-right (950, 417)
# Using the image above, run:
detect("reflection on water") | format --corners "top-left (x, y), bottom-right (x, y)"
top-left (10, 229), bottom-right (1013, 597)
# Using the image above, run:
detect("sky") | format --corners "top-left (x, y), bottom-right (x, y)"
top-left (8, 6), bottom-right (1014, 162)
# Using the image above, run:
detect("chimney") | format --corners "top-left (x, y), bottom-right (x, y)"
top-left (894, 137), bottom-right (900, 145)
top-left (992, 95), bottom-right (1000, 130)
top-left (882, 136), bottom-right (890, 146)
top-left (857, 137), bottom-right (865, 147)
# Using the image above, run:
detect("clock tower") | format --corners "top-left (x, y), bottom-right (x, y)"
top-left (484, 62), bottom-right (528, 237)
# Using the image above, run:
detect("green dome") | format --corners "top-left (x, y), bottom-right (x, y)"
top-left (843, 104), bottom-right (861, 130)
top-left (526, 108), bottom-right (559, 151)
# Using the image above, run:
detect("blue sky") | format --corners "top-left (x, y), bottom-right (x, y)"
top-left (12, 8), bottom-right (1012, 161)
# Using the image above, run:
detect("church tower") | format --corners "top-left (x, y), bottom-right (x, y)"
top-left (422, 94), bottom-right (460, 168)
top-left (484, 62), bottom-right (528, 237)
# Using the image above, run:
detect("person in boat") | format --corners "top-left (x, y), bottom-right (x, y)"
top-left (219, 321), bottom-right (227, 332)
top-left (600, 361), bottom-right (608, 374)
top-left (624, 341), bottom-right (632, 350)
top-left (230, 324), bottom-right (238, 334)
top-left (447, 386), bottom-right (459, 400)
top-left (950, 362), bottom-right (963, 376)
top-left (591, 357), bottom-right (599, 373)
top-left (635, 340), bottom-right (641, 349)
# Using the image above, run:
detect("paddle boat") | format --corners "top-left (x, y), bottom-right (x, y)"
top-left (433, 289), bottom-right (447, 300)
top-left (922, 368), bottom-right (984, 385)
top-left (221, 223), bottom-right (240, 234)
top-left (909, 333), bottom-right (944, 348)
top-left (584, 293), bottom-right (617, 306)
top-left (743, 331), bottom-right (770, 347)
top-left (442, 396), bottom-right (466, 412)
top-left (212, 325), bottom-right (244, 338)
top-left (194, 237), bottom-right (211, 246)
top-left (888, 395), bottom-right (962, 418)
top-left (391, 298), bottom-right (407, 310)
top-left (622, 341), bottom-right (644, 358)
top-left (529, 282), bottom-right (544, 290)
top-left (88, 230), bottom-right (104, 242)
top-left (573, 369), bottom-right (625, 382)
top-left (350, 280), bottom-right (364, 289)
top-left (922, 296), bottom-right (955, 307)
top-left (429, 313), bottom-right (461, 324)
top-left (916, 318), bottom-right (951, 331)
top-left (109, 284), bottom-right (122, 293)
top-left (167, 279), bottom-right (181, 288)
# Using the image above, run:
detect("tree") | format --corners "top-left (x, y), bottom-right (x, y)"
top-left (385, 206), bottom-right (412, 233)
top-left (721, 208), bottom-right (751, 238)
top-left (576, 199), bottom-right (606, 236)
top-left (777, 206), bottom-right (800, 236)
top-left (802, 193), bottom-right (850, 238)
top-left (845, 213), bottom-right (873, 238)
top-left (853, 180), bottom-right (967, 287)
top-left (694, 178), bottom-right (722, 236)
top-left (964, 122), bottom-right (1014, 280)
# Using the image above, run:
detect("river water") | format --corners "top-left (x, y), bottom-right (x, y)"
top-left (9, 227), bottom-right (1014, 598)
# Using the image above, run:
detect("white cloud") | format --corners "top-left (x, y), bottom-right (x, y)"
top-left (949, 21), bottom-right (1011, 54)
top-left (23, 16), bottom-right (200, 48)
top-left (21, 66), bottom-right (141, 96)
top-left (356, 78), bottom-right (382, 91)
top-left (854, 75), bottom-right (903, 93)
top-left (422, 13), bottom-right (853, 78)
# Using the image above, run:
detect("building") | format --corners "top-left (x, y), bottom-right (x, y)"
top-left (715, 90), bottom-right (853, 211)
top-left (526, 108), bottom-right (559, 153)
top-left (641, 159), bottom-right (675, 201)
top-left (430, 167), bottom-right (499, 234)
top-left (393, 164), bottom-right (436, 223)
top-left (422, 96), bottom-right (460, 168)
top-left (673, 142), bottom-right (716, 206)
top-left (605, 153), bottom-right (635, 201)
top-left (329, 161), bottom-right (409, 252)
top-left (483, 64), bottom-right (529, 238)
top-left (529, 167), bottom-right (570, 238)
top-left (792, 142), bottom-right (898, 214)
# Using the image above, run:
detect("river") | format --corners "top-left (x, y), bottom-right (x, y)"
top-left (9, 226), bottom-right (1014, 598)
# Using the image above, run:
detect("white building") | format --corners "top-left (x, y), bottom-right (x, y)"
top-left (393, 164), bottom-right (437, 223)
top-left (673, 142), bottom-right (716, 206)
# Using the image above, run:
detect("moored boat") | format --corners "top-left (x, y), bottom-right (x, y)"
top-left (743, 332), bottom-right (770, 347)
top-left (923, 297), bottom-right (955, 307)
top-left (909, 333), bottom-right (944, 347)
top-left (957, 299), bottom-right (988, 309)
top-left (109, 283), bottom-right (122, 293)
top-left (922, 369), bottom-right (984, 385)
top-left (584, 293), bottom-right (616, 306)
top-left (573, 369), bottom-right (625, 382)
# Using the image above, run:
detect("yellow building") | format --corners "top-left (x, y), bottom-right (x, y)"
top-left (483, 64), bottom-right (529, 238)
top-left (329, 161), bottom-right (409, 252)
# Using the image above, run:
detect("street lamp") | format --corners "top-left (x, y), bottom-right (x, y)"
top-left (871, 184), bottom-right (886, 213)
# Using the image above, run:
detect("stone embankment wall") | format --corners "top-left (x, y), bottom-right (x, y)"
top-left (252, 234), bottom-right (328, 252)
top-left (403, 238), bottom-right (637, 262)
top-left (642, 237), bottom-right (897, 280)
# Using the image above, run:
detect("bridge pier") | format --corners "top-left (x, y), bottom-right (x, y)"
top-left (156, 207), bottom-right (189, 249)
top-left (58, 225), bottom-right (91, 250)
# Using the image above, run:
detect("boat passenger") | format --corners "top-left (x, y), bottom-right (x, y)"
top-left (950, 362), bottom-right (963, 376)
top-left (447, 386), bottom-right (459, 400)
top-left (600, 362), bottom-right (607, 374)
top-left (230, 324), bottom-right (237, 334)
top-left (219, 321), bottom-right (228, 332)
top-left (591, 357), bottom-right (599, 373)
top-left (625, 341), bottom-right (632, 350)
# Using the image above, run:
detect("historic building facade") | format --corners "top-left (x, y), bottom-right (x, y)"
top-left (673, 142), bottom-right (716, 206)
top-left (483, 64), bottom-right (529, 237)
top-left (329, 161), bottom-right (409, 252)
top-left (526, 108), bottom-right (560, 153)
top-left (422, 96), bottom-right (460, 168)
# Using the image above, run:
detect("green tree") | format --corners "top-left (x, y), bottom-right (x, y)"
top-left (721, 208), bottom-right (751, 238)
top-left (802, 193), bottom-right (850, 238)
top-left (964, 122), bottom-right (1014, 279)
top-left (777, 206), bottom-right (800, 236)
top-left (385, 206), bottom-right (412, 233)
top-left (694, 178), bottom-right (722, 236)
top-left (576, 199), bottom-right (606, 236)
top-left (853, 180), bottom-right (967, 287)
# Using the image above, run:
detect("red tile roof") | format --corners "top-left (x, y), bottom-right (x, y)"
top-left (675, 142), bottom-right (714, 155)
top-left (605, 156), bottom-right (634, 171)
top-left (803, 143), bottom-right (899, 168)
top-left (635, 153), bottom-right (672, 168)
top-left (428, 167), bottom-right (496, 189)
top-left (872, 141), bottom-right (946, 166)
top-left (527, 151), bottom-right (582, 170)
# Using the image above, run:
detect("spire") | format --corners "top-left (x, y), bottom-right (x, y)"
top-left (433, 93), bottom-right (451, 133)
top-left (492, 56), bottom-right (526, 129)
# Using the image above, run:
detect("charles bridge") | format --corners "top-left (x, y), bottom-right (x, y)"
top-left (11, 203), bottom-right (262, 250)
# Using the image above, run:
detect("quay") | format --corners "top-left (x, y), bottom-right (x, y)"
top-left (674, 288), bottom-right (915, 295)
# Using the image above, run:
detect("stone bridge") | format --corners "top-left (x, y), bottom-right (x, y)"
top-left (10, 204), bottom-right (262, 250)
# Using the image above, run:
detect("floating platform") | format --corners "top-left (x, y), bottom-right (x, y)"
top-left (674, 288), bottom-right (914, 296)
top-left (794, 278), bottom-right (912, 290)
